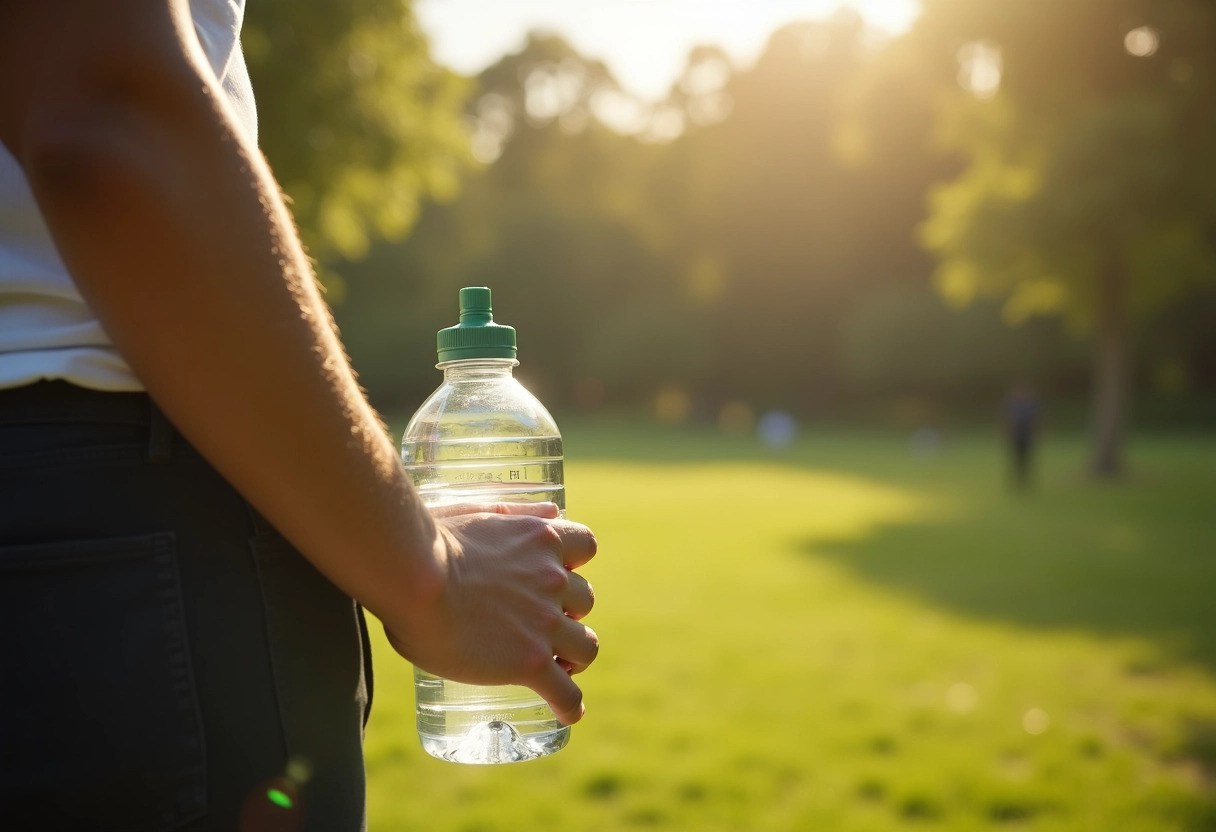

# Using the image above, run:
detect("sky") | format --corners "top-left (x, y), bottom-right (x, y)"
top-left (415, 0), bottom-right (923, 102)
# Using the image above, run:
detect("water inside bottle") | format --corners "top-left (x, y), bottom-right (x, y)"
top-left (414, 671), bottom-right (570, 764)
top-left (403, 434), bottom-right (568, 763)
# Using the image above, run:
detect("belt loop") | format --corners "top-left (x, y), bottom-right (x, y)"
top-left (147, 398), bottom-right (173, 464)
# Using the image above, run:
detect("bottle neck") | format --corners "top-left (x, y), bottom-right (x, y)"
top-left (438, 357), bottom-right (519, 381)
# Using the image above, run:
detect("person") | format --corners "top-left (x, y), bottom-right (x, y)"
top-left (1003, 383), bottom-right (1041, 490)
top-left (0, 1), bottom-right (599, 829)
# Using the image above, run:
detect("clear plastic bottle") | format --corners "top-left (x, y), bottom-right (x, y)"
top-left (401, 286), bottom-right (568, 764)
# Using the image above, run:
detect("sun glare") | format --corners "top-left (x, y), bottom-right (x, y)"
top-left (957, 40), bottom-right (1003, 99)
top-left (418, 0), bottom-right (922, 102)
top-left (1124, 26), bottom-right (1160, 58)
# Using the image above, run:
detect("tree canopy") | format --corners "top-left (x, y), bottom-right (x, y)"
top-left (241, 1), bottom-right (1216, 461)
top-left (242, 0), bottom-right (472, 284)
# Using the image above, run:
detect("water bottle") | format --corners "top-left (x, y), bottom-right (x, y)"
top-left (401, 286), bottom-right (568, 764)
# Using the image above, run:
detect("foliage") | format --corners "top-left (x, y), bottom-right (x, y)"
top-left (335, 33), bottom-right (708, 410)
top-left (242, 0), bottom-right (473, 274)
top-left (921, 6), bottom-right (1216, 328)
top-left (839, 288), bottom-right (1085, 402)
top-left (319, 4), bottom-right (1213, 425)
top-left (337, 21), bottom-right (978, 413)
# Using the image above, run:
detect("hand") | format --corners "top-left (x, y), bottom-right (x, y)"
top-left (384, 502), bottom-right (599, 725)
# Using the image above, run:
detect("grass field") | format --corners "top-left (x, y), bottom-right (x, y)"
top-left (363, 422), bottom-right (1216, 831)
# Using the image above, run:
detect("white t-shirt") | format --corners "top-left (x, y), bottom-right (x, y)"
top-left (0, 0), bottom-right (258, 391)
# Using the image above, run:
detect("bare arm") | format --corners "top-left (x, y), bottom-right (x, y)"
top-left (0, 0), bottom-right (596, 722)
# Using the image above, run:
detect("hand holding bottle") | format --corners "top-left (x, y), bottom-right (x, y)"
top-left (384, 502), bottom-right (599, 726)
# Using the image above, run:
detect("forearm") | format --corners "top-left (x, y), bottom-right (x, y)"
top-left (0, 0), bottom-right (602, 721)
top-left (8, 38), bottom-right (441, 624)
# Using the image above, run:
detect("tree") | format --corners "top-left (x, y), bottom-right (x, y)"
top-left (333, 33), bottom-right (691, 410)
top-left (917, 0), bottom-right (1216, 475)
top-left (241, 0), bottom-right (473, 291)
top-left (660, 13), bottom-right (955, 414)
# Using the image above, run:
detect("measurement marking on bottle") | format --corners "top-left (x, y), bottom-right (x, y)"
top-left (452, 472), bottom-right (503, 483)
top-left (449, 469), bottom-right (532, 483)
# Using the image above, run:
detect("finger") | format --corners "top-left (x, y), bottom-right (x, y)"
top-left (552, 619), bottom-right (600, 676)
top-left (549, 520), bottom-right (598, 569)
top-left (529, 659), bottom-right (586, 726)
top-left (429, 501), bottom-right (560, 520)
top-left (562, 572), bottom-right (595, 620)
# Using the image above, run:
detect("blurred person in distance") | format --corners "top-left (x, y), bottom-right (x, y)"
top-left (1003, 383), bottom-right (1041, 490)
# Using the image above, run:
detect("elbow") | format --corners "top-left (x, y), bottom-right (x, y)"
top-left (22, 109), bottom-right (131, 201)
top-left (18, 50), bottom-right (215, 202)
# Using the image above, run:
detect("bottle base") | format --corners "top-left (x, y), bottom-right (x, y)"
top-left (419, 721), bottom-right (570, 765)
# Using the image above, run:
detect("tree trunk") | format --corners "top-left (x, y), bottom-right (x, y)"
top-left (1090, 263), bottom-right (1127, 478)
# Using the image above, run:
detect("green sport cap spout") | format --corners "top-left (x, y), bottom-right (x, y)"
top-left (436, 287), bottom-right (518, 363)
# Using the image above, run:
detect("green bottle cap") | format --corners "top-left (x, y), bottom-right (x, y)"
top-left (436, 286), bottom-right (518, 362)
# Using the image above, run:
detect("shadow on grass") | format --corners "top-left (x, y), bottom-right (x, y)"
top-left (800, 484), bottom-right (1216, 670)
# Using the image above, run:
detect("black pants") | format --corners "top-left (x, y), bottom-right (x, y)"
top-left (0, 382), bottom-right (372, 831)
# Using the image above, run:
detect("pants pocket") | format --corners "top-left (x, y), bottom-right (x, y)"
top-left (0, 533), bottom-right (206, 831)
top-left (251, 531), bottom-right (368, 831)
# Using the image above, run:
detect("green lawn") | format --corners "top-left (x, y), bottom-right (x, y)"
top-left (363, 423), bottom-right (1216, 831)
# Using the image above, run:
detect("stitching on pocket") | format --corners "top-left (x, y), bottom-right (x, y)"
top-left (0, 532), bottom-right (173, 570)
top-left (152, 534), bottom-right (208, 822)
top-left (0, 442), bottom-right (146, 471)
top-left (249, 533), bottom-right (292, 768)
top-left (0, 441), bottom-right (205, 471)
